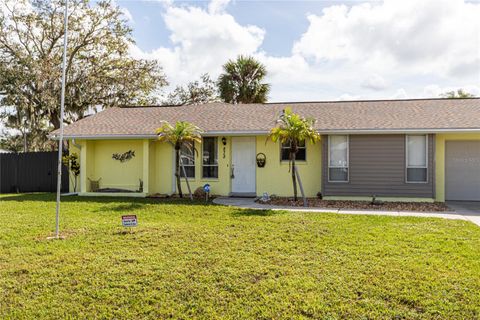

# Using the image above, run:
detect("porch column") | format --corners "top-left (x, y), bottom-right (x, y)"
top-left (80, 141), bottom-right (88, 193)
top-left (142, 140), bottom-right (149, 194)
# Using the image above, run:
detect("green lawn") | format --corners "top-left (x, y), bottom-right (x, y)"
top-left (0, 194), bottom-right (479, 319)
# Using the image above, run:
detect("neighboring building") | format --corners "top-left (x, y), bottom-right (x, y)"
top-left (51, 98), bottom-right (480, 202)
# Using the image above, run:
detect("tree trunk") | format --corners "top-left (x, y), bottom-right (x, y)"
top-left (179, 153), bottom-right (193, 200)
top-left (175, 146), bottom-right (183, 198)
top-left (73, 175), bottom-right (78, 193)
top-left (294, 166), bottom-right (307, 207)
top-left (22, 130), bottom-right (27, 153)
top-left (290, 144), bottom-right (298, 202)
top-left (291, 159), bottom-right (298, 201)
top-left (50, 112), bottom-right (61, 130)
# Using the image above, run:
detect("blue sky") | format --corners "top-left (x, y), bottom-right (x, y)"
top-left (122, 1), bottom-right (344, 56)
top-left (117, 0), bottom-right (480, 102)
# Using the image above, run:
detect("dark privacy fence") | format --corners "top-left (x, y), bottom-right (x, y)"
top-left (0, 151), bottom-right (69, 193)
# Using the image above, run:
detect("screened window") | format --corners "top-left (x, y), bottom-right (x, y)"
top-left (281, 140), bottom-right (306, 161)
top-left (202, 137), bottom-right (218, 178)
top-left (406, 135), bottom-right (427, 183)
top-left (180, 142), bottom-right (195, 178)
top-left (328, 135), bottom-right (349, 182)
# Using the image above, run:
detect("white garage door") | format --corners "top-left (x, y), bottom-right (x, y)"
top-left (445, 141), bottom-right (480, 201)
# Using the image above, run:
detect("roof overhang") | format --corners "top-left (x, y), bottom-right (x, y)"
top-left (50, 128), bottom-right (480, 140)
top-left (50, 131), bottom-right (270, 140)
top-left (317, 128), bottom-right (480, 134)
top-left (49, 134), bottom-right (158, 140)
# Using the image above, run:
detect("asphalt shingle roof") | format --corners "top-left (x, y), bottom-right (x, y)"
top-left (53, 98), bottom-right (480, 138)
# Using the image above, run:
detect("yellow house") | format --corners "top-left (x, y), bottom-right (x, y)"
top-left (52, 98), bottom-right (480, 202)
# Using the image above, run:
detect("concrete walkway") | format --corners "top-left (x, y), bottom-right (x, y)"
top-left (213, 197), bottom-right (480, 226)
top-left (446, 201), bottom-right (480, 227)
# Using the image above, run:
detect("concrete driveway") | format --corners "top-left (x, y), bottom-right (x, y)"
top-left (447, 201), bottom-right (480, 226)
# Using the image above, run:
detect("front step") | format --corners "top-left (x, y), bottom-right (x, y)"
top-left (228, 192), bottom-right (257, 198)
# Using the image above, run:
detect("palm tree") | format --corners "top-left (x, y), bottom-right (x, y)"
top-left (217, 55), bottom-right (270, 104)
top-left (268, 107), bottom-right (321, 201)
top-left (156, 121), bottom-right (203, 198)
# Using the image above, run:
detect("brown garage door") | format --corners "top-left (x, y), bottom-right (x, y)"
top-left (445, 141), bottom-right (480, 201)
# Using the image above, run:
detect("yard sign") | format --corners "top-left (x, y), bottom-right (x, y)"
top-left (122, 215), bottom-right (138, 227)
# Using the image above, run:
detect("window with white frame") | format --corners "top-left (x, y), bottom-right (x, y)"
top-left (328, 135), bottom-right (349, 182)
top-left (406, 135), bottom-right (427, 183)
top-left (281, 140), bottom-right (306, 161)
top-left (180, 141), bottom-right (195, 178)
top-left (202, 137), bottom-right (218, 178)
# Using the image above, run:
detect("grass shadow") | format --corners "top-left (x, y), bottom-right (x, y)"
top-left (113, 229), bottom-right (136, 236)
top-left (94, 202), bottom-right (147, 213)
top-left (0, 193), bottom-right (215, 207)
top-left (0, 193), bottom-right (59, 202)
top-left (230, 208), bottom-right (285, 217)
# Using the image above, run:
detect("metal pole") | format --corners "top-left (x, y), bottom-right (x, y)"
top-left (55, 0), bottom-right (69, 238)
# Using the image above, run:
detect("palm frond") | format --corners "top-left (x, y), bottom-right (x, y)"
top-left (268, 106), bottom-right (321, 145)
top-left (156, 121), bottom-right (203, 146)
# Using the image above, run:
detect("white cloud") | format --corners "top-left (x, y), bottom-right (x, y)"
top-left (390, 88), bottom-right (408, 99)
top-left (293, 0), bottom-right (480, 78)
top-left (151, 0), bottom-right (174, 6)
top-left (423, 84), bottom-right (443, 97)
top-left (362, 74), bottom-right (388, 91)
top-left (338, 93), bottom-right (362, 101)
top-left (131, 1), bottom-right (263, 88)
top-left (120, 7), bottom-right (134, 23)
top-left (274, 0), bottom-right (480, 100)
top-left (111, 0), bottom-right (134, 23)
top-left (208, 0), bottom-right (231, 14)
top-left (129, 0), bottom-right (480, 101)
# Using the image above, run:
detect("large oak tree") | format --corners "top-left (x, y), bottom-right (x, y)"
top-left (0, 0), bottom-right (167, 150)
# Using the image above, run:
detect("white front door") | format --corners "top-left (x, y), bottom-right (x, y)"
top-left (231, 137), bottom-right (256, 194)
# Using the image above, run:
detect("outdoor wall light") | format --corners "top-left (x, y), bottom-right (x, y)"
top-left (222, 137), bottom-right (227, 145)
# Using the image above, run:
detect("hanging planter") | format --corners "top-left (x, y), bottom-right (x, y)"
top-left (256, 153), bottom-right (266, 167)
